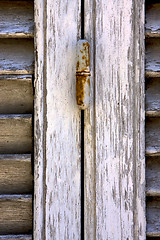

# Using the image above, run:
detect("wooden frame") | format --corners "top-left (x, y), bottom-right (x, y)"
top-left (34, 0), bottom-right (145, 239)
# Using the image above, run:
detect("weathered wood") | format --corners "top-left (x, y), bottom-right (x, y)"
top-left (0, 236), bottom-right (32, 240)
top-left (0, 33), bottom-right (34, 39)
top-left (145, 32), bottom-right (160, 38)
top-left (147, 197), bottom-right (160, 235)
top-left (146, 78), bottom-right (160, 112)
top-left (0, 1), bottom-right (33, 36)
top-left (0, 154), bottom-right (33, 194)
top-left (0, 39), bottom-right (34, 74)
top-left (0, 114), bottom-right (32, 154)
top-left (146, 111), bottom-right (160, 117)
top-left (84, 0), bottom-right (96, 239)
top-left (146, 148), bottom-right (160, 157)
top-left (0, 75), bottom-right (33, 114)
top-left (146, 71), bottom-right (160, 78)
top-left (0, 195), bottom-right (32, 234)
top-left (146, 157), bottom-right (160, 196)
top-left (95, 1), bottom-right (145, 239)
top-left (146, 39), bottom-right (160, 72)
top-left (146, 118), bottom-right (160, 155)
top-left (145, 3), bottom-right (160, 34)
top-left (34, 0), bottom-right (81, 239)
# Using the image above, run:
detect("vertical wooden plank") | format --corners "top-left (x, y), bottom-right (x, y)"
top-left (34, 0), bottom-right (45, 239)
top-left (84, 0), bottom-right (145, 239)
top-left (34, 0), bottom-right (81, 239)
top-left (45, 1), bottom-right (81, 238)
top-left (84, 0), bottom-right (96, 239)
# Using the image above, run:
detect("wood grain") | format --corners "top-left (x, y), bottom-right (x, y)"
top-left (0, 39), bottom-right (34, 74)
top-left (147, 197), bottom-right (160, 235)
top-left (0, 195), bottom-right (32, 234)
top-left (34, 0), bottom-right (81, 239)
top-left (84, 0), bottom-right (96, 238)
top-left (146, 118), bottom-right (160, 155)
top-left (95, 1), bottom-right (145, 239)
top-left (0, 154), bottom-right (33, 194)
top-left (0, 75), bottom-right (33, 114)
top-left (0, 114), bottom-right (32, 154)
top-left (0, 1), bottom-right (33, 36)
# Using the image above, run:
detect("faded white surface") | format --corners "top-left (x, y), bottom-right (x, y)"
top-left (34, 0), bottom-right (81, 239)
top-left (85, 0), bottom-right (145, 239)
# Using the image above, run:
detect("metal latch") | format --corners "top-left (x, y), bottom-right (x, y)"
top-left (76, 40), bottom-right (90, 110)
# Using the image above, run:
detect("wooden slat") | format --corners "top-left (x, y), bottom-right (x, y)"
top-left (34, 0), bottom-right (81, 239)
top-left (0, 154), bottom-right (33, 194)
top-left (145, 3), bottom-right (160, 34)
top-left (84, 0), bottom-right (95, 239)
top-left (0, 114), bottom-right (32, 154)
top-left (146, 71), bottom-right (160, 78)
top-left (0, 1), bottom-right (33, 36)
top-left (0, 33), bottom-right (34, 39)
top-left (146, 157), bottom-right (160, 196)
top-left (146, 78), bottom-right (160, 112)
top-left (147, 198), bottom-right (160, 236)
top-left (145, 32), bottom-right (160, 38)
top-left (146, 118), bottom-right (160, 155)
top-left (146, 111), bottom-right (160, 117)
top-left (0, 75), bottom-right (33, 114)
top-left (146, 39), bottom-right (160, 72)
top-left (0, 39), bottom-right (34, 74)
top-left (0, 235), bottom-right (32, 240)
top-left (94, 0), bottom-right (145, 239)
top-left (146, 149), bottom-right (160, 157)
top-left (147, 232), bottom-right (160, 238)
top-left (0, 195), bottom-right (32, 235)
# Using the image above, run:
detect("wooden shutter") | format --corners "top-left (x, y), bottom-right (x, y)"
top-left (146, 0), bottom-right (160, 238)
top-left (34, 0), bottom-right (146, 239)
top-left (0, 1), bottom-right (34, 239)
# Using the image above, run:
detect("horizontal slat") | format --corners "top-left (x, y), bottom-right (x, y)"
top-left (0, 75), bottom-right (33, 114)
top-left (146, 148), bottom-right (160, 157)
top-left (146, 157), bottom-right (160, 196)
top-left (0, 114), bottom-right (32, 154)
top-left (146, 32), bottom-right (160, 38)
top-left (0, 154), bottom-right (33, 194)
top-left (146, 38), bottom-right (160, 72)
top-left (146, 118), bottom-right (160, 155)
top-left (0, 33), bottom-right (34, 39)
top-left (0, 195), bottom-right (32, 234)
top-left (0, 1), bottom-right (33, 36)
top-left (146, 71), bottom-right (160, 78)
top-left (145, 3), bottom-right (160, 33)
top-left (146, 78), bottom-right (160, 112)
top-left (147, 197), bottom-right (160, 236)
top-left (146, 111), bottom-right (160, 117)
top-left (147, 232), bottom-right (160, 237)
top-left (0, 235), bottom-right (32, 240)
top-left (0, 39), bottom-right (34, 74)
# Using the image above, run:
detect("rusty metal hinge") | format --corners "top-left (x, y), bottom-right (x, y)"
top-left (76, 40), bottom-right (90, 110)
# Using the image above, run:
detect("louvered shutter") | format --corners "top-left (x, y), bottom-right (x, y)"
top-left (0, 1), bottom-right (34, 239)
top-left (146, 0), bottom-right (160, 238)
